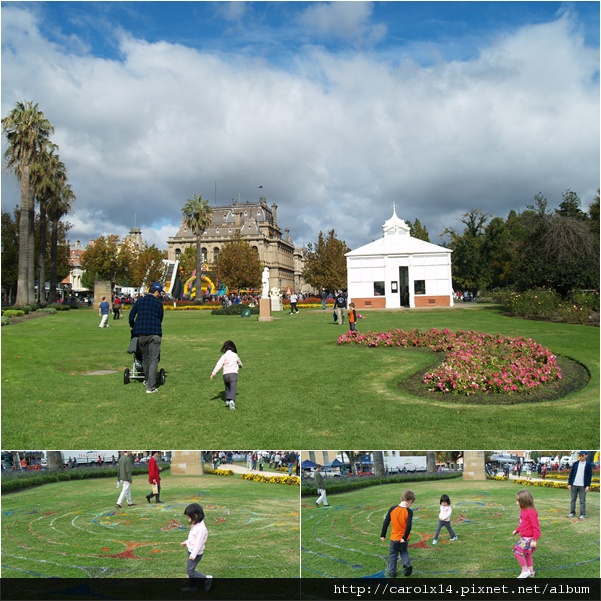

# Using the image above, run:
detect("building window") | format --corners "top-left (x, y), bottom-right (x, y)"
top-left (175, 248), bottom-right (181, 258)
top-left (374, 281), bottom-right (385, 296)
top-left (213, 247), bottom-right (219, 260)
top-left (414, 280), bottom-right (426, 295)
top-left (201, 248), bottom-right (208, 262)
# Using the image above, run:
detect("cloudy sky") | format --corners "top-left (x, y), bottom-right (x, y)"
top-left (1, 1), bottom-right (599, 251)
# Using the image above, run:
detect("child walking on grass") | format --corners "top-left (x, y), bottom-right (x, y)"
top-left (432, 494), bottom-right (458, 544)
top-left (210, 340), bottom-right (243, 410)
top-left (180, 503), bottom-right (212, 592)
top-left (512, 489), bottom-right (540, 579)
top-left (380, 490), bottom-right (415, 577)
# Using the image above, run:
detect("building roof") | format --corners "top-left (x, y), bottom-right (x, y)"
top-left (346, 207), bottom-right (451, 257)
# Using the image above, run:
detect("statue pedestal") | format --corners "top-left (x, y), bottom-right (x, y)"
top-left (270, 297), bottom-right (282, 312)
top-left (258, 298), bottom-right (273, 322)
top-left (171, 451), bottom-right (204, 476)
top-left (462, 450), bottom-right (487, 481)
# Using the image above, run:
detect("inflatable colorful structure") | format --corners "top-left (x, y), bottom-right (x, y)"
top-left (183, 270), bottom-right (224, 298)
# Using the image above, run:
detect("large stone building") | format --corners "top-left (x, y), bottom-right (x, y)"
top-left (167, 198), bottom-right (306, 293)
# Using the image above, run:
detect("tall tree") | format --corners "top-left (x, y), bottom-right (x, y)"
top-left (81, 235), bottom-right (124, 290)
top-left (214, 232), bottom-right (262, 292)
top-left (31, 150), bottom-right (66, 303)
top-left (1, 208), bottom-right (20, 303)
top-left (444, 209), bottom-right (491, 295)
top-left (302, 230), bottom-right (350, 292)
top-left (426, 451), bottom-right (436, 474)
top-left (2, 101), bottom-right (55, 305)
top-left (181, 194), bottom-right (213, 299)
top-left (47, 183), bottom-right (75, 303)
top-left (405, 218), bottom-right (430, 242)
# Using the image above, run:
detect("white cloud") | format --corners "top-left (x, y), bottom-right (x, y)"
top-left (1, 5), bottom-right (598, 253)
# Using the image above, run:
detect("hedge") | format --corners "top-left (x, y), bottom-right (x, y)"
top-left (1, 464), bottom-right (170, 494)
top-left (301, 471), bottom-right (462, 496)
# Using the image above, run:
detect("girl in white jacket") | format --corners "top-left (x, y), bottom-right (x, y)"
top-left (432, 494), bottom-right (458, 544)
top-left (180, 503), bottom-right (212, 591)
top-left (210, 340), bottom-right (243, 410)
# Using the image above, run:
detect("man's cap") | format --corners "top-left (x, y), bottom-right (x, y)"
top-left (150, 282), bottom-right (164, 293)
top-left (578, 451), bottom-right (588, 456)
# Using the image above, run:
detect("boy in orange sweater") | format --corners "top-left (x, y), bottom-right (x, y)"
top-left (380, 490), bottom-right (415, 577)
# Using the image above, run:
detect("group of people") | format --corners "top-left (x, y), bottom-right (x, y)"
top-left (313, 451), bottom-right (593, 579)
top-left (115, 450), bottom-right (163, 508)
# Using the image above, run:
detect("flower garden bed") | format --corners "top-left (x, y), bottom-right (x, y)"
top-left (240, 473), bottom-right (300, 486)
top-left (338, 328), bottom-right (590, 404)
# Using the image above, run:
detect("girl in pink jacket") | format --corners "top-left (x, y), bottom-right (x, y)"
top-left (180, 503), bottom-right (212, 592)
top-left (432, 494), bottom-right (458, 544)
top-left (512, 489), bottom-right (541, 578)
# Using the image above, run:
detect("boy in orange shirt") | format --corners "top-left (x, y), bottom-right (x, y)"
top-left (380, 490), bottom-right (415, 577)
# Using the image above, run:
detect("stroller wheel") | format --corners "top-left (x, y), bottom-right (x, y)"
top-left (124, 368), bottom-right (130, 385)
top-left (159, 368), bottom-right (166, 386)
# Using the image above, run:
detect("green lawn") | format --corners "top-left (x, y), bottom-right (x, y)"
top-left (1, 305), bottom-right (598, 448)
top-left (1, 471), bottom-right (299, 578)
top-left (301, 478), bottom-right (600, 578)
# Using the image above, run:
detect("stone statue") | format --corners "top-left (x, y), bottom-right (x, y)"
top-left (261, 267), bottom-right (270, 299)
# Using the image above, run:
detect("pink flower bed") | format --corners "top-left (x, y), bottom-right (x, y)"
top-left (337, 328), bottom-right (561, 395)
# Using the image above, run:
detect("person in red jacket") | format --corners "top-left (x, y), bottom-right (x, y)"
top-left (512, 489), bottom-right (541, 578)
top-left (380, 489), bottom-right (416, 577)
top-left (146, 451), bottom-right (163, 504)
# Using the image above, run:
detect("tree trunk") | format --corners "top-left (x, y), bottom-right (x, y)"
top-left (427, 451), bottom-right (436, 474)
top-left (46, 451), bottom-right (63, 471)
top-left (373, 451), bottom-right (385, 477)
top-left (15, 166), bottom-right (32, 306)
top-left (37, 198), bottom-right (48, 304)
top-left (48, 218), bottom-right (59, 304)
top-left (195, 234), bottom-right (202, 299)
top-left (27, 192), bottom-right (36, 304)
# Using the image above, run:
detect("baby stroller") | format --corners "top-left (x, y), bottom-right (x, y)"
top-left (124, 336), bottom-right (166, 386)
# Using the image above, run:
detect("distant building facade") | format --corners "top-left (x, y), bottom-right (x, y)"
top-left (346, 208), bottom-right (454, 309)
top-left (61, 241), bottom-right (88, 298)
top-left (167, 198), bottom-right (306, 293)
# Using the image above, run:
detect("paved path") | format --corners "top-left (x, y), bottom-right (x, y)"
top-left (214, 463), bottom-right (294, 477)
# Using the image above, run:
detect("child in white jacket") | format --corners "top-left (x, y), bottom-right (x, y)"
top-left (210, 340), bottom-right (243, 410)
top-left (180, 503), bottom-right (212, 591)
top-left (432, 494), bottom-right (458, 544)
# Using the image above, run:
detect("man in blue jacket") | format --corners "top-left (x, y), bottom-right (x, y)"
top-left (129, 282), bottom-right (164, 394)
top-left (567, 451), bottom-right (593, 519)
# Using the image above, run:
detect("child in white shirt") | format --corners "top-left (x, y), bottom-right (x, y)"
top-left (210, 340), bottom-right (243, 410)
top-left (432, 494), bottom-right (458, 544)
top-left (180, 503), bottom-right (212, 592)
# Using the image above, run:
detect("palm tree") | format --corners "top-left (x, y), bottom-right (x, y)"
top-left (181, 194), bottom-right (213, 299)
top-left (31, 150), bottom-right (65, 303)
top-left (46, 451), bottom-right (63, 471)
top-left (47, 183), bottom-right (75, 304)
top-left (427, 451), bottom-right (437, 474)
top-left (2, 101), bottom-right (55, 305)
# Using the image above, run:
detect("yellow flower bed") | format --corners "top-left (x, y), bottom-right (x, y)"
top-left (514, 478), bottom-right (600, 492)
top-left (548, 474), bottom-right (600, 483)
top-left (163, 304), bottom-right (215, 311)
top-left (240, 473), bottom-right (300, 486)
top-left (204, 468), bottom-right (235, 476)
top-left (486, 475), bottom-right (509, 481)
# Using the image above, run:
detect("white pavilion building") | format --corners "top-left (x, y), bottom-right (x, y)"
top-left (346, 208), bottom-right (454, 310)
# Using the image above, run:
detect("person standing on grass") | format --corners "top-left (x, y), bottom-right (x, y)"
top-left (348, 302), bottom-right (357, 332)
top-left (210, 340), bottom-right (243, 411)
top-left (512, 489), bottom-right (540, 579)
top-left (115, 451), bottom-right (136, 509)
top-left (289, 291), bottom-right (299, 314)
top-left (314, 465), bottom-right (329, 507)
top-left (380, 489), bottom-right (416, 577)
top-left (180, 503), bottom-right (212, 592)
top-left (335, 291), bottom-right (347, 325)
top-left (431, 494), bottom-right (457, 544)
top-left (98, 296), bottom-right (110, 328)
top-left (146, 451), bottom-right (163, 504)
top-left (567, 451), bottom-right (592, 519)
top-left (129, 282), bottom-right (164, 394)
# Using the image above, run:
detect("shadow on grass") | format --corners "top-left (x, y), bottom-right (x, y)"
top-left (398, 354), bottom-right (590, 405)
